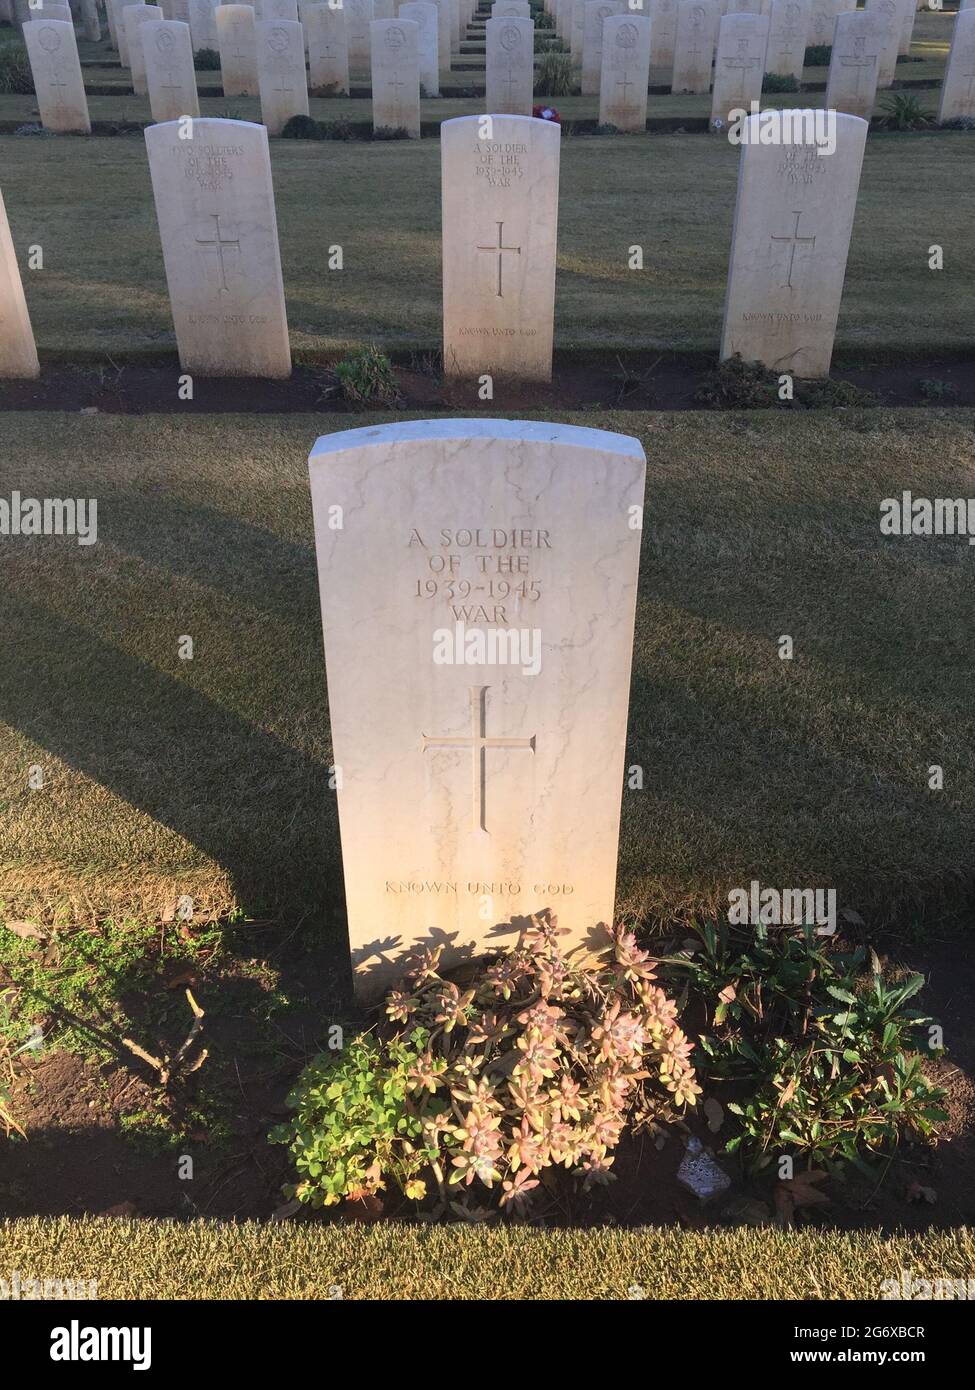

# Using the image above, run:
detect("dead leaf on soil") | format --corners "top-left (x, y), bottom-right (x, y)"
top-left (3, 920), bottom-right (47, 942)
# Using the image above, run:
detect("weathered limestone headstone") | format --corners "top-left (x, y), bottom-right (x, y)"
top-left (113, 0), bottom-right (146, 64)
top-left (485, 15), bottom-right (533, 113)
top-left (145, 116), bottom-right (291, 376)
top-left (720, 110), bottom-right (867, 377)
top-left (806, 0), bottom-right (842, 48)
top-left (825, 9), bottom-right (883, 119)
top-left (711, 11), bottom-right (768, 126)
top-left (308, 418), bottom-right (646, 1000)
top-left (648, 0), bottom-right (679, 70)
top-left (370, 18), bottom-right (420, 136)
top-left (23, 19), bottom-right (91, 133)
top-left (217, 4), bottom-right (260, 97)
top-left (896, 0), bottom-right (915, 56)
top-left (125, 3), bottom-right (162, 95)
top-left (0, 186), bottom-right (40, 379)
top-left (81, 0), bottom-right (101, 41)
top-left (599, 13), bottom-right (651, 130)
top-left (865, 0), bottom-right (900, 88)
top-left (582, 0), bottom-right (622, 95)
top-left (441, 115), bottom-right (559, 382)
top-left (187, 0), bottom-right (219, 53)
top-left (400, 1), bottom-right (440, 94)
top-left (258, 0), bottom-right (299, 18)
top-left (672, 0), bottom-right (718, 94)
top-left (305, 2), bottom-right (350, 93)
top-left (765, 0), bottom-right (809, 82)
top-left (144, 18), bottom-right (199, 119)
top-left (30, 1), bottom-right (72, 21)
top-left (346, 0), bottom-right (373, 72)
top-left (569, 0), bottom-right (586, 69)
top-left (256, 18), bottom-right (309, 132)
top-left (430, 0), bottom-right (451, 77)
top-left (938, 7), bottom-right (975, 123)
top-left (492, 0), bottom-right (529, 14)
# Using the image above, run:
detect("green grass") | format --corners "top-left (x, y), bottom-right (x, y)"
top-left (1, 409), bottom-right (973, 932)
top-left (0, 126), bottom-right (972, 357)
top-left (1, 1217), bottom-right (972, 1298)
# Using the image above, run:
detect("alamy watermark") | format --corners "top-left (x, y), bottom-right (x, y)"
top-left (880, 492), bottom-right (975, 546)
top-left (432, 620), bottom-right (542, 676)
top-left (728, 880), bottom-right (837, 935)
top-left (0, 492), bottom-right (98, 546)
top-left (724, 105), bottom-right (837, 157)
top-left (881, 1267), bottom-right (975, 1300)
top-left (0, 1268), bottom-right (98, 1300)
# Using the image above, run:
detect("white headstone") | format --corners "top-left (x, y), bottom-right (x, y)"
top-left (895, 0), bottom-right (914, 56)
top-left (308, 418), bottom-right (646, 1001)
top-left (81, 0), bottom-right (101, 41)
top-left (345, 0), bottom-right (373, 72)
top-left (217, 5), bottom-right (260, 97)
top-left (765, 0), bottom-right (809, 82)
top-left (441, 114), bottom-right (560, 383)
top-left (113, 0), bottom-right (146, 64)
top-left (429, 0), bottom-right (451, 75)
top-left (485, 15), bottom-right (533, 113)
top-left (143, 18), bottom-right (199, 119)
top-left (125, 3), bottom-right (163, 95)
top-left (672, 0), bottom-right (718, 94)
top-left (256, 18), bottom-right (309, 133)
top-left (599, 13), bottom-right (651, 131)
top-left (400, 1), bottom-right (440, 94)
top-left (145, 116), bottom-right (292, 376)
top-left (258, 0), bottom-right (299, 18)
top-left (865, 0), bottom-right (900, 88)
top-left (187, 0), bottom-right (219, 52)
top-left (711, 11), bottom-right (768, 127)
top-left (305, 2), bottom-right (350, 93)
top-left (938, 7), bottom-right (975, 123)
top-left (492, 0), bottom-right (530, 14)
top-left (23, 19), bottom-right (91, 133)
top-left (370, 18), bottom-right (421, 136)
top-left (0, 185), bottom-right (40, 379)
top-left (720, 110), bottom-right (867, 377)
top-left (569, 0), bottom-right (586, 67)
top-left (647, 0), bottom-right (679, 69)
top-left (582, 1), bottom-right (623, 97)
top-left (825, 9), bottom-right (882, 119)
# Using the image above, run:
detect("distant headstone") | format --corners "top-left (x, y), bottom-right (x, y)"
top-left (113, 0), bottom-right (146, 64)
top-left (0, 185), bottom-right (40, 379)
top-left (307, 418), bottom-right (646, 1001)
top-left (441, 114), bottom-right (560, 382)
top-left (81, 0), bottom-right (101, 41)
top-left (345, 0), bottom-right (374, 72)
top-left (23, 19), bottom-right (91, 133)
top-left (187, 0), bottom-right (219, 53)
top-left (400, 2), bottom-right (440, 94)
top-left (711, 11), bottom-right (768, 126)
top-left (582, 0), bottom-right (622, 96)
top-left (598, 13), bottom-right (651, 130)
top-left (485, 15), bottom-right (533, 114)
top-left (258, 0), bottom-right (299, 18)
top-left (492, 0), bottom-right (530, 13)
top-left (144, 116), bottom-right (292, 376)
top-left (370, 18), bottom-right (420, 136)
top-left (569, 0), bottom-right (586, 68)
top-left (825, 9), bottom-right (883, 119)
top-left (648, 0), bottom-right (679, 69)
top-left (143, 18), bottom-right (199, 119)
top-left (895, 0), bottom-right (915, 56)
top-left (765, 0), bottom-right (809, 83)
top-left (125, 3), bottom-right (163, 95)
top-left (217, 5), bottom-right (260, 97)
top-left (672, 0), bottom-right (718, 94)
top-left (807, 0), bottom-right (852, 49)
top-left (429, 0), bottom-right (451, 76)
top-left (720, 110), bottom-right (867, 377)
top-left (938, 7), bottom-right (975, 123)
top-left (256, 18), bottom-right (309, 133)
top-left (305, 2), bottom-right (350, 94)
top-left (865, 0), bottom-right (900, 88)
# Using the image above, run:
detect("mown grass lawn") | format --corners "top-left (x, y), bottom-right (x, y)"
top-left (2, 1217), bottom-right (973, 1299)
top-left (0, 125), bottom-right (971, 358)
top-left (1, 408), bottom-right (973, 934)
